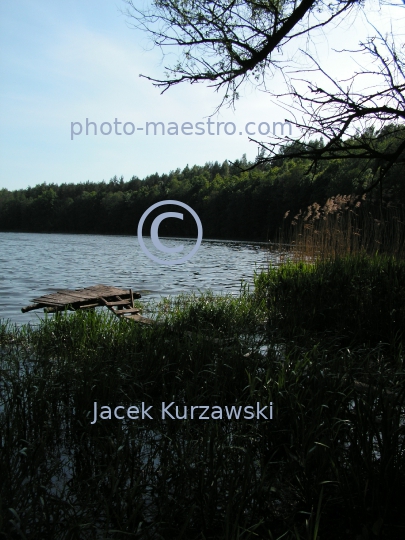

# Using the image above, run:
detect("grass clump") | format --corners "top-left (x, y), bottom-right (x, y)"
top-left (1, 280), bottom-right (404, 538)
top-left (279, 197), bottom-right (405, 261)
top-left (254, 254), bottom-right (405, 346)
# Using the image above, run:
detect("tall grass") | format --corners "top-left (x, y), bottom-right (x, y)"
top-left (254, 254), bottom-right (405, 346)
top-left (2, 198), bottom-right (405, 538)
top-left (1, 288), bottom-right (405, 539)
top-left (278, 196), bottom-right (405, 261)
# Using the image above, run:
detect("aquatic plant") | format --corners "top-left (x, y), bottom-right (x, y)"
top-left (1, 286), bottom-right (404, 538)
top-left (255, 254), bottom-right (405, 346)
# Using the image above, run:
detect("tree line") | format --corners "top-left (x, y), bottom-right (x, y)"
top-left (1, 131), bottom-right (404, 241)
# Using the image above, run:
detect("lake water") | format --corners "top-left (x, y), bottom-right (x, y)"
top-left (0, 232), bottom-right (278, 325)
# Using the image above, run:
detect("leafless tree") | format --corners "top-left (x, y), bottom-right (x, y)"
top-left (123, 0), bottom-right (361, 106)
top-left (123, 0), bottom-right (405, 194)
top-left (251, 29), bottom-right (405, 194)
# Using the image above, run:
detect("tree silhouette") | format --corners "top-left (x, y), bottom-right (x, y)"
top-left (124, 0), bottom-right (405, 194)
top-left (253, 31), bottom-right (405, 195)
top-left (123, 0), bottom-right (360, 106)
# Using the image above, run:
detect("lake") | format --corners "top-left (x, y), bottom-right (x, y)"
top-left (0, 232), bottom-right (278, 325)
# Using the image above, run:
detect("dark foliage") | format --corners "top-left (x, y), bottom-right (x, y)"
top-left (1, 130), bottom-right (404, 240)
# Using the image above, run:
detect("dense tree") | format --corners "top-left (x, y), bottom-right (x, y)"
top-left (1, 130), bottom-right (404, 239)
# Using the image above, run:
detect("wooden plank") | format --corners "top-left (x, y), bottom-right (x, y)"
top-left (32, 285), bottom-right (139, 302)
top-left (32, 292), bottom-right (90, 304)
top-left (80, 285), bottom-right (141, 298)
top-left (78, 303), bottom-right (101, 309)
top-left (130, 288), bottom-right (134, 308)
top-left (21, 303), bottom-right (45, 313)
top-left (32, 297), bottom-right (75, 306)
top-left (79, 285), bottom-right (129, 296)
top-left (54, 290), bottom-right (99, 300)
top-left (32, 284), bottom-right (130, 304)
top-left (32, 292), bottom-right (129, 305)
top-left (33, 295), bottom-right (85, 305)
top-left (25, 284), bottom-right (143, 315)
top-left (125, 314), bottom-right (153, 324)
top-left (100, 298), bottom-right (132, 307)
top-left (113, 307), bottom-right (141, 315)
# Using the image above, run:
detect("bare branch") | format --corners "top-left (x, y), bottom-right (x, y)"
top-left (123, 0), bottom-right (359, 103)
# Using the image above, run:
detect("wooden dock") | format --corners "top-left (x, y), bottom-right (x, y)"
top-left (21, 284), bottom-right (152, 324)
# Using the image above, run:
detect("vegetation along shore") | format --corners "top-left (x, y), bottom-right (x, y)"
top-left (1, 127), bottom-right (405, 240)
top-left (1, 213), bottom-right (405, 538)
top-left (2, 0), bottom-right (405, 536)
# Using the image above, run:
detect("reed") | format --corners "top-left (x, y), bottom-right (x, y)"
top-left (277, 196), bottom-right (405, 262)
top-left (1, 286), bottom-right (404, 539)
top-left (254, 254), bottom-right (405, 346)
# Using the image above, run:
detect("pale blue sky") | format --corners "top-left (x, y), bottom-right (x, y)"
top-left (0, 0), bottom-right (403, 190)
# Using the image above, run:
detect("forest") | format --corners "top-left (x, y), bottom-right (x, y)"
top-left (1, 127), bottom-right (404, 241)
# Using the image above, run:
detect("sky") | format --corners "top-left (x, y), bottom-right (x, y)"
top-left (0, 0), bottom-right (403, 191)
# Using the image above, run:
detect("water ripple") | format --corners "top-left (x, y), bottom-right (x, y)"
top-left (0, 232), bottom-right (277, 325)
